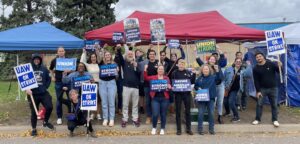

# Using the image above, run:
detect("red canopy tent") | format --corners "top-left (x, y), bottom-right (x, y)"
top-left (85, 11), bottom-right (265, 43)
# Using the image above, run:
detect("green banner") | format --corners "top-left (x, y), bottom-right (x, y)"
top-left (196, 39), bottom-right (216, 54)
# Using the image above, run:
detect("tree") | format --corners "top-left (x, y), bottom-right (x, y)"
top-left (2, 0), bottom-right (53, 29)
top-left (54, 0), bottom-right (118, 37)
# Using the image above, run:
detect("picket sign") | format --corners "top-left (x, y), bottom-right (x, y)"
top-left (265, 30), bottom-right (285, 83)
top-left (14, 63), bottom-right (39, 117)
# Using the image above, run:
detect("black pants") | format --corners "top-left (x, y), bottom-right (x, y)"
top-left (28, 91), bottom-right (53, 129)
top-left (67, 120), bottom-right (93, 132)
top-left (175, 92), bottom-right (192, 131)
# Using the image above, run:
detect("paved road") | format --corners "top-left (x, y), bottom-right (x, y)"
top-left (1, 133), bottom-right (300, 144)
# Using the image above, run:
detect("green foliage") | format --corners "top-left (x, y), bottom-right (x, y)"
top-left (54, 0), bottom-right (118, 37)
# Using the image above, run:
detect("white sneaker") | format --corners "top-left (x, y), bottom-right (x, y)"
top-left (90, 114), bottom-right (95, 120)
top-left (97, 114), bottom-right (102, 120)
top-left (57, 118), bottom-right (62, 125)
top-left (160, 129), bottom-right (165, 135)
top-left (252, 120), bottom-right (259, 125)
top-left (151, 128), bottom-right (156, 135)
top-left (109, 120), bottom-right (114, 127)
top-left (273, 121), bottom-right (280, 127)
top-left (102, 120), bottom-right (108, 126)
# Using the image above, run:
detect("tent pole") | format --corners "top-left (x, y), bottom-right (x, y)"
top-left (16, 54), bottom-right (21, 101)
top-left (285, 45), bottom-right (288, 106)
top-left (185, 39), bottom-right (189, 66)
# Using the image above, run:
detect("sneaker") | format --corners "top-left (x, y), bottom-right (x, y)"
top-left (198, 131), bottom-right (204, 135)
top-left (43, 122), bottom-right (55, 130)
top-left (273, 121), bottom-right (280, 127)
top-left (242, 106), bottom-right (246, 111)
top-left (151, 128), bottom-right (156, 135)
top-left (133, 120), bottom-right (140, 127)
top-left (31, 129), bottom-right (37, 137)
top-left (69, 131), bottom-right (74, 137)
top-left (145, 117), bottom-right (151, 124)
top-left (102, 120), bottom-right (108, 126)
top-left (231, 117), bottom-right (240, 123)
top-left (186, 130), bottom-right (193, 135)
top-left (57, 118), bottom-right (62, 125)
top-left (252, 120), bottom-right (260, 125)
top-left (89, 131), bottom-right (97, 138)
top-left (209, 131), bottom-right (215, 135)
top-left (121, 121), bottom-right (127, 128)
top-left (160, 129), bottom-right (165, 135)
top-left (90, 114), bottom-right (95, 120)
top-left (109, 120), bottom-right (114, 127)
top-left (237, 106), bottom-right (241, 111)
top-left (97, 114), bottom-right (102, 120)
top-left (176, 131), bottom-right (182, 135)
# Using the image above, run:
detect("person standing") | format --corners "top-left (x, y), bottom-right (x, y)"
top-left (252, 52), bottom-right (282, 127)
top-left (171, 59), bottom-right (195, 135)
top-left (26, 54), bottom-right (54, 136)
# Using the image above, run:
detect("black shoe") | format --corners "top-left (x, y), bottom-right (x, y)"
top-left (89, 131), bottom-right (97, 138)
top-left (69, 131), bottom-right (74, 137)
top-left (198, 131), bottom-right (204, 135)
top-left (176, 131), bottom-right (182, 135)
top-left (43, 122), bottom-right (55, 130)
top-left (242, 106), bottom-right (246, 111)
top-left (209, 131), bottom-right (215, 135)
top-left (218, 115), bottom-right (224, 124)
top-left (139, 107), bottom-right (145, 114)
top-left (231, 117), bottom-right (241, 123)
top-left (186, 130), bottom-right (193, 135)
top-left (31, 129), bottom-right (37, 137)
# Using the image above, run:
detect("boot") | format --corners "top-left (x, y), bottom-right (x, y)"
top-left (218, 115), bottom-right (223, 124)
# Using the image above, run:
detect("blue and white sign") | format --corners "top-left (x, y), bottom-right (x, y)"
top-left (124, 18), bottom-right (141, 43)
top-left (168, 39), bottom-right (180, 49)
top-left (195, 89), bottom-right (210, 102)
top-left (150, 79), bottom-right (168, 92)
top-left (73, 75), bottom-right (91, 89)
top-left (172, 79), bottom-right (191, 92)
top-left (56, 58), bottom-right (77, 71)
top-left (14, 63), bottom-right (38, 91)
top-left (100, 64), bottom-right (118, 77)
top-left (81, 83), bottom-right (97, 111)
top-left (265, 30), bottom-right (286, 56)
top-left (112, 32), bottom-right (124, 43)
top-left (85, 40), bottom-right (101, 52)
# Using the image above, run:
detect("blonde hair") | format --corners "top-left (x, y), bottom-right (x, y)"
top-left (69, 89), bottom-right (79, 96)
top-left (199, 64), bottom-right (213, 76)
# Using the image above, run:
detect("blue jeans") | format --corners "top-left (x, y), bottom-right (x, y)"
top-left (152, 96), bottom-right (169, 129)
top-left (99, 79), bottom-right (117, 120)
top-left (255, 88), bottom-right (278, 122)
top-left (216, 83), bottom-right (225, 115)
top-left (229, 91), bottom-right (239, 118)
top-left (116, 78), bottom-right (123, 110)
top-left (198, 100), bottom-right (215, 132)
top-left (55, 82), bottom-right (70, 118)
top-left (144, 87), bottom-right (152, 117)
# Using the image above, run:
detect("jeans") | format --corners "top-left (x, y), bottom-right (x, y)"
top-left (215, 83), bottom-right (225, 115)
top-left (144, 87), bottom-right (152, 117)
top-left (116, 78), bottom-right (123, 110)
top-left (197, 100), bottom-right (215, 132)
top-left (229, 90), bottom-right (239, 118)
top-left (55, 82), bottom-right (70, 118)
top-left (99, 79), bottom-right (117, 120)
top-left (122, 86), bottom-right (139, 121)
top-left (175, 92), bottom-right (191, 132)
top-left (241, 91), bottom-right (248, 108)
top-left (255, 88), bottom-right (278, 122)
top-left (152, 96), bottom-right (169, 129)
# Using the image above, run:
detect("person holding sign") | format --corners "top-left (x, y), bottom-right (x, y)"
top-left (144, 65), bottom-right (171, 135)
top-left (49, 47), bottom-right (73, 125)
top-left (99, 51), bottom-right (119, 127)
top-left (194, 64), bottom-right (222, 135)
top-left (80, 47), bottom-right (102, 120)
top-left (252, 52), bottom-right (282, 127)
top-left (171, 59), bottom-right (195, 135)
top-left (26, 54), bottom-right (55, 136)
top-left (67, 89), bottom-right (96, 138)
top-left (223, 58), bottom-right (252, 123)
top-left (196, 46), bottom-right (227, 69)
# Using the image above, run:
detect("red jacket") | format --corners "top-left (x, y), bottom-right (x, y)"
top-left (144, 71), bottom-right (170, 99)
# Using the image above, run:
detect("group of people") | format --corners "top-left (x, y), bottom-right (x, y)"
top-left (25, 43), bottom-right (282, 137)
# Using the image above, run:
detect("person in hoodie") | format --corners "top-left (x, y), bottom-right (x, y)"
top-left (25, 54), bottom-right (54, 136)
top-left (194, 64), bottom-right (222, 135)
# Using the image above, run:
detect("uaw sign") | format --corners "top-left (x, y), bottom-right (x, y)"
top-left (265, 30), bottom-right (286, 56)
top-left (14, 63), bottom-right (38, 91)
top-left (81, 83), bottom-right (97, 111)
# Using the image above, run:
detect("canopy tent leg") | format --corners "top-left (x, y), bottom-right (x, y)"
top-left (285, 47), bottom-right (288, 106)
top-left (16, 54), bottom-right (21, 101)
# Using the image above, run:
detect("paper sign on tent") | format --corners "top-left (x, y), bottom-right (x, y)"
top-left (14, 63), bottom-right (38, 91)
top-left (265, 30), bottom-right (286, 56)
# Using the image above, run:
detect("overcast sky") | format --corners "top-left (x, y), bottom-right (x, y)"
top-left (114, 0), bottom-right (300, 23)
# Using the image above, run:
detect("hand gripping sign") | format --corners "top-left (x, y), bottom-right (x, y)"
top-left (81, 83), bottom-right (97, 111)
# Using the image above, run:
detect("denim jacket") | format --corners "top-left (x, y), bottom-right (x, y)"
top-left (224, 64), bottom-right (252, 93)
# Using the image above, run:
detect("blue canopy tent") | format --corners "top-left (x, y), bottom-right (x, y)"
top-left (0, 22), bottom-right (84, 51)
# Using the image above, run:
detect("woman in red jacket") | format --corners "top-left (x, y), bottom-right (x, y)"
top-left (144, 64), bottom-right (171, 135)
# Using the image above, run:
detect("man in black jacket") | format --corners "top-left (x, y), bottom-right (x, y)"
top-left (25, 54), bottom-right (54, 136)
